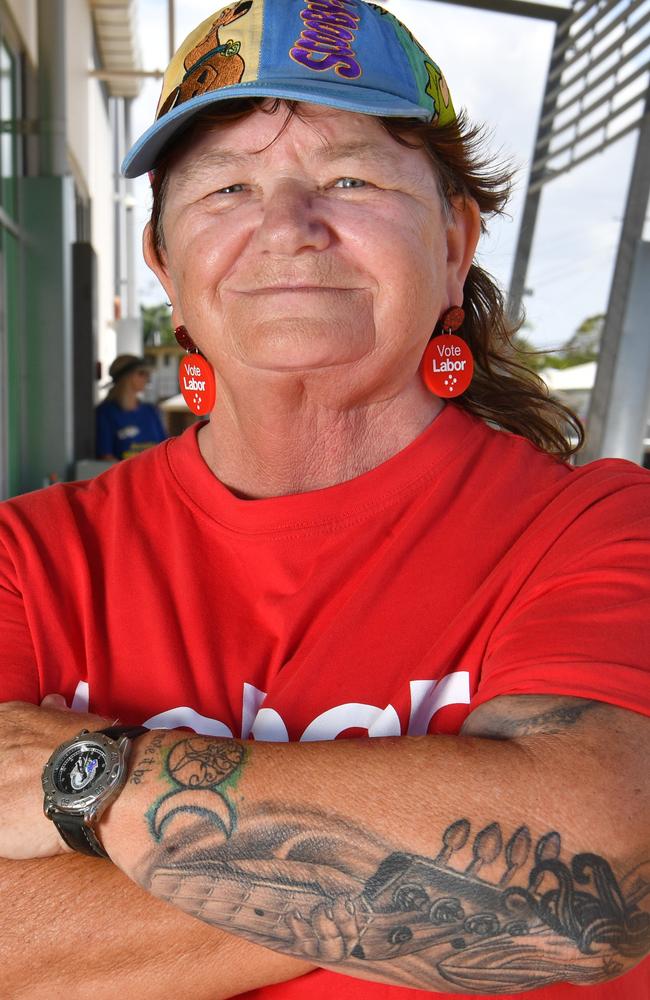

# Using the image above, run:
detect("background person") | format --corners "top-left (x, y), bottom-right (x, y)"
top-left (0, 2), bottom-right (649, 998)
top-left (96, 353), bottom-right (167, 460)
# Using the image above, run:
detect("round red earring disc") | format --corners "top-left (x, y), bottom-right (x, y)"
top-left (179, 354), bottom-right (216, 415)
top-left (422, 335), bottom-right (474, 398)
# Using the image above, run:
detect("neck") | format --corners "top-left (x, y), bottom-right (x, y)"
top-left (198, 377), bottom-right (443, 498)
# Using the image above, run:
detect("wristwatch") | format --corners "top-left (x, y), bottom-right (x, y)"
top-left (42, 725), bottom-right (148, 858)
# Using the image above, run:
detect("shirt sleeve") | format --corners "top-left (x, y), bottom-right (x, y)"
top-left (0, 537), bottom-right (40, 702)
top-left (475, 478), bottom-right (650, 718)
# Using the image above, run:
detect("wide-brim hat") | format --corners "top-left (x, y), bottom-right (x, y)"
top-left (122, 0), bottom-right (455, 178)
top-left (103, 354), bottom-right (151, 388)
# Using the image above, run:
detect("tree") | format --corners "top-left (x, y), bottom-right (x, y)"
top-left (510, 331), bottom-right (549, 373)
top-left (543, 314), bottom-right (603, 369)
top-left (141, 303), bottom-right (174, 346)
top-left (511, 314), bottom-right (604, 373)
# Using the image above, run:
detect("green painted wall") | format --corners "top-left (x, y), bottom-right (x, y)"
top-left (10, 174), bottom-right (75, 494)
top-left (5, 226), bottom-right (23, 497)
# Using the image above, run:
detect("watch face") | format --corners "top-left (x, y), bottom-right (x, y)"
top-left (43, 732), bottom-right (131, 826)
top-left (55, 743), bottom-right (108, 795)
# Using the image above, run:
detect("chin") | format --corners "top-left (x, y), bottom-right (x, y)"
top-left (235, 323), bottom-right (373, 372)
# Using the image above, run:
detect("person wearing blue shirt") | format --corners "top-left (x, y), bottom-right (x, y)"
top-left (95, 354), bottom-right (167, 461)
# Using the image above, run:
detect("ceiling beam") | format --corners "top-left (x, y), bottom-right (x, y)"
top-left (412, 0), bottom-right (570, 24)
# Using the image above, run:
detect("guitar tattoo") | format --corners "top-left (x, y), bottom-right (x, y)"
top-left (135, 735), bottom-right (650, 993)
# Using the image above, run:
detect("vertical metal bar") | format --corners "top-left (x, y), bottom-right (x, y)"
top-left (507, 16), bottom-right (570, 324)
top-left (168, 0), bottom-right (176, 61)
top-left (579, 88), bottom-right (650, 462)
top-left (111, 97), bottom-right (123, 311)
top-left (124, 96), bottom-right (137, 320)
top-left (598, 242), bottom-right (650, 462)
top-left (37, 0), bottom-right (67, 176)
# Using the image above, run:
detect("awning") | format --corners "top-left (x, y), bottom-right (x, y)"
top-left (89, 0), bottom-right (142, 98)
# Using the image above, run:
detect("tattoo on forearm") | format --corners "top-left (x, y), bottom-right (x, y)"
top-left (138, 737), bottom-right (650, 993)
top-left (147, 736), bottom-right (246, 839)
top-left (465, 699), bottom-right (600, 740)
top-left (129, 732), bottom-right (167, 785)
top-left (496, 701), bottom-right (598, 738)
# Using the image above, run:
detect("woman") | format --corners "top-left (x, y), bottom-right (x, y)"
top-left (96, 353), bottom-right (167, 460)
top-left (0, 3), bottom-right (648, 999)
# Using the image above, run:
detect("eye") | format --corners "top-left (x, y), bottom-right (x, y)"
top-left (332, 177), bottom-right (367, 189)
top-left (214, 183), bottom-right (246, 194)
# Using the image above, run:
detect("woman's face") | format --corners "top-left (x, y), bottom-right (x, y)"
top-left (131, 367), bottom-right (150, 390)
top-left (145, 102), bottom-right (478, 406)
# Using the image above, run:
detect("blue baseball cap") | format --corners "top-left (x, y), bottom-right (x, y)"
top-left (122, 0), bottom-right (455, 178)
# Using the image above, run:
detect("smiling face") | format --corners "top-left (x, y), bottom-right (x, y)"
top-left (145, 102), bottom-right (478, 410)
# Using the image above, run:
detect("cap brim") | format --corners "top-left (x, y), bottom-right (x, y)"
top-left (122, 82), bottom-right (432, 178)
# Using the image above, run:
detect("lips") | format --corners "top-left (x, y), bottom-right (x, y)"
top-left (227, 283), bottom-right (363, 295)
top-left (223, 266), bottom-right (364, 294)
top-left (238, 285), bottom-right (352, 293)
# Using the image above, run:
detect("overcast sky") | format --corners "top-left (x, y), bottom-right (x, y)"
top-left (128, 0), bottom-right (648, 349)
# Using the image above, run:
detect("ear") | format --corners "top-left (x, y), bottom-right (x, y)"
top-left (445, 195), bottom-right (481, 306)
top-left (143, 222), bottom-right (185, 328)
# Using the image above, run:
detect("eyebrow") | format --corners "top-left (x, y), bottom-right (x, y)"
top-left (173, 149), bottom-right (250, 187)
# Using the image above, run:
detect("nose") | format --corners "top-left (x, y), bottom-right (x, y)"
top-left (255, 180), bottom-right (331, 256)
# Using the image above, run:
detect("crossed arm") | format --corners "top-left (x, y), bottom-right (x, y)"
top-left (0, 854), bottom-right (312, 1000)
top-left (2, 694), bottom-right (648, 996)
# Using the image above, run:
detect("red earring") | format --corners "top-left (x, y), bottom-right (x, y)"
top-left (421, 306), bottom-right (473, 398)
top-left (174, 325), bottom-right (217, 416)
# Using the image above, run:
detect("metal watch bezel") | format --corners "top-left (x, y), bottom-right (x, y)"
top-left (42, 730), bottom-right (129, 823)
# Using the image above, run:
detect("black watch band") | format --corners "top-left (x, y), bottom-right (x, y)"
top-left (99, 724), bottom-right (149, 743)
top-left (52, 725), bottom-right (148, 859)
top-left (54, 812), bottom-right (111, 858)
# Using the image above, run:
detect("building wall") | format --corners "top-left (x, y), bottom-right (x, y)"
top-left (64, 0), bottom-right (116, 379)
top-left (4, 0), bottom-right (36, 66)
top-left (0, 0), bottom-right (125, 495)
top-left (67, 0), bottom-right (95, 186)
top-left (87, 50), bottom-right (117, 379)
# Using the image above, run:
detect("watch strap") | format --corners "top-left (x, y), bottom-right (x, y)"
top-left (54, 812), bottom-right (110, 858)
top-left (98, 724), bottom-right (149, 742)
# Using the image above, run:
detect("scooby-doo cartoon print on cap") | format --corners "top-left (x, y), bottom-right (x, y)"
top-left (157, 2), bottom-right (254, 117)
top-left (122, 0), bottom-right (455, 179)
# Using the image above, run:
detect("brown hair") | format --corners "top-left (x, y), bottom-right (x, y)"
top-left (149, 99), bottom-right (583, 459)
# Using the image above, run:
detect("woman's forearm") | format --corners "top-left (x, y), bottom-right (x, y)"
top-left (100, 700), bottom-right (650, 994)
top-left (0, 854), bottom-right (312, 1000)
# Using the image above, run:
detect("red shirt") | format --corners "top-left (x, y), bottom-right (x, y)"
top-left (1, 405), bottom-right (648, 997)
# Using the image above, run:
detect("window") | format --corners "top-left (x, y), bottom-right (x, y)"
top-left (0, 41), bottom-right (18, 219)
